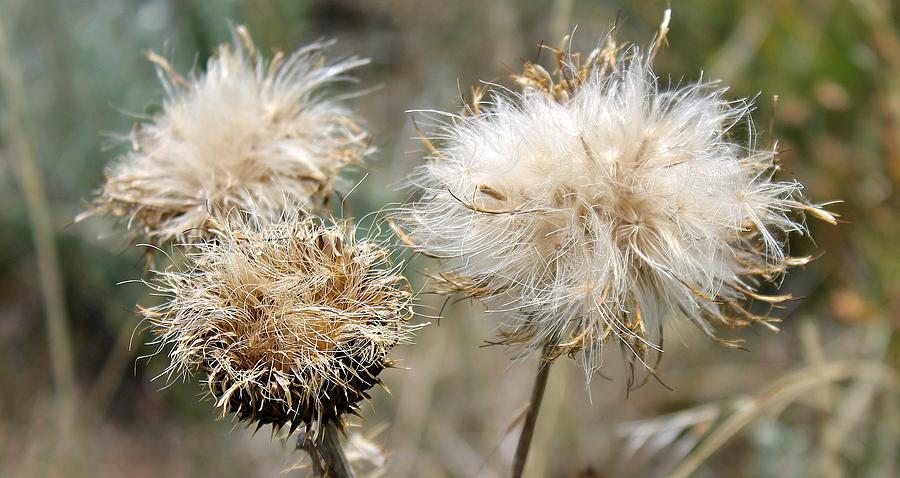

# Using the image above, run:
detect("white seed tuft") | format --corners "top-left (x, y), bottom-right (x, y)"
top-left (90, 27), bottom-right (372, 244)
top-left (399, 41), bottom-right (833, 381)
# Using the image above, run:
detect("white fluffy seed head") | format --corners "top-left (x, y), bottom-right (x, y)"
top-left (399, 40), bottom-right (835, 381)
top-left (91, 26), bottom-right (372, 245)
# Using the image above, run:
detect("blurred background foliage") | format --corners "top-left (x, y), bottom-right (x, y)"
top-left (1, 0), bottom-right (899, 477)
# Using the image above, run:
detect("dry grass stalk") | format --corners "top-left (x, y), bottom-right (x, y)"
top-left (0, 19), bottom-right (78, 469)
top-left (667, 359), bottom-right (900, 478)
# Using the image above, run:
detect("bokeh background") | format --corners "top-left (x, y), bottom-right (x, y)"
top-left (1, 0), bottom-right (898, 477)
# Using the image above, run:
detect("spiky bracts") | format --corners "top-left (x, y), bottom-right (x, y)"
top-left (143, 216), bottom-right (415, 430)
top-left (399, 38), bottom-right (835, 380)
top-left (91, 27), bottom-right (372, 245)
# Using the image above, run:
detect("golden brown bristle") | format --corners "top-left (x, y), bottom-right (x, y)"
top-left (144, 215), bottom-right (417, 429)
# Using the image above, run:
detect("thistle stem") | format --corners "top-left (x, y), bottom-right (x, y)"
top-left (511, 345), bottom-right (554, 478)
top-left (299, 434), bottom-right (326, 477)
top-left (319, 422), bottom-right (355, 478)
top-left (299, 422), bottom-right (355, 478)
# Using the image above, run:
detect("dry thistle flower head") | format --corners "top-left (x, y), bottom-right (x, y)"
top-left (88, 26), bottom-right (372, 245)
top-left (143, 214), bottom-right (416, 431)
top-left (399, 36), bottom-right (836, 382)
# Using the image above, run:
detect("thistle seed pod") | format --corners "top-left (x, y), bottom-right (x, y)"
top-left (399, 38), bottom-right (836, 380)
top-left (143, 215), bottom-right (416, 430)
top-left (89, 27), bottom-right (372, 245)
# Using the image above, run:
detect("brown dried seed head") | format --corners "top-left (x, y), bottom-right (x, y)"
top-left (144, 216), bottom-right (417, 429)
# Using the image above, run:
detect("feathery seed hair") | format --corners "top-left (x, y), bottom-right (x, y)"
top-left (399, 36), bottom-right (836, 381)
top-left (143, 214), bottom-right (415, 430)
top-left (90, 27), bottom-right (372, 245)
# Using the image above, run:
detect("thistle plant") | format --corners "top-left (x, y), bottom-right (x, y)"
top-left (84, 26), bottom-right (417, 477)
top-left (143, 215), bottom-right (416, 452)
top-left (397, 24), bottom-right (836, 477)
top-left (85, 26), bottom-right (371, 246)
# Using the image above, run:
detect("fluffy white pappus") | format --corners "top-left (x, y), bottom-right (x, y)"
top-left (400, 46), bottom-right (834, 380)
top-left (92, 26), bottom-right (372, 244)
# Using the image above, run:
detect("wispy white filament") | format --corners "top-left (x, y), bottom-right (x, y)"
top-left (93, 27), bottom-right (372, 244)
top-left (401, 48), bottom-right (826, 378)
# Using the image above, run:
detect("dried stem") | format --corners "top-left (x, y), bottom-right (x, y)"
top-left (319, 423), bottom-right (355, 478)
top-left (0, 18), bottom-right (77, 420)
top-left (512, 343), bottom-right (555, 478)
top-left (298, 423), bottom-right (355, 478)
top-left (669, 359), bottom-right (900, 478)
top-left (84, 321), bottom-right (136, 426)
top-left (298, 432), bottom-right (327, 477)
